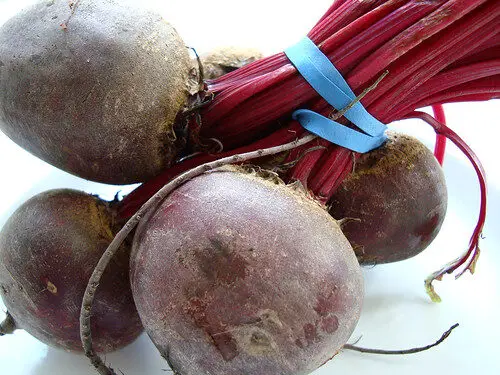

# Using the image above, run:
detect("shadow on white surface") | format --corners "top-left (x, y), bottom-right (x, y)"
top-left (361, 293), bottom-right (432, 315)
top-left (31, 334), bottom-right (167, 375)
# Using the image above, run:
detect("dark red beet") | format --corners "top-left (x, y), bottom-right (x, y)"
top-left (130, 168), bottom-right (363, 375)
top-left (0, 189), bottom-right (142, 352)
top-left (329, 132), bottom-right (448, 264)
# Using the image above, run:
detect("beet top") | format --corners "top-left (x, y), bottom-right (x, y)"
top-left (0, 0), bottom-right (194, 184)
top-left (0, 189), bottom-right (142, 352)
top-left (329, 132), bottom-right (448, 265)
top-left (130, 168), bottom-right (364, 375)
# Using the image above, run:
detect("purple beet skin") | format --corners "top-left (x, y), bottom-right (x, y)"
top-left (329, 132), bottom-right (448, 264)
top-left (131, 168), bottom-right (364, 375)
top-left (0, 189), bottom-right (142, 352)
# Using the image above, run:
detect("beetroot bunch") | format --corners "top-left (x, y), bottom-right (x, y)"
top-left (0, 0), bottom-right (497, 374)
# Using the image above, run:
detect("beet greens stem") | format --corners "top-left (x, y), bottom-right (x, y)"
top-left (79, 134), bottom-right (317, 375)
top-left (406, 111), bottom-right (487, 303)
top-left (344, 323), bottom-right (459, 355)
top-left (432, 104), bottom-right (447, 165)
top-left (0, 312), bottom-right (17, 336)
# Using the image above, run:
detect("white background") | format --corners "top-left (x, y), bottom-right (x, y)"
top-left (0, 0), bottom-right (499, 374)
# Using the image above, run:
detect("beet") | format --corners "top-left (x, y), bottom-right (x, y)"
top-left (0, 0), bottom-right (195, 184)
top-left (0, 189), bottom-right (142, 352)
top-left (329, 132), bottom-right (448, 265)
top-left (130, 167), bottom-right (363, 375)
top-left (201, 47), bottom-right (263, 79)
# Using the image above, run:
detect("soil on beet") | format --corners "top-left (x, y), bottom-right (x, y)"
top-left (329, 132), bottom-right (448, 264)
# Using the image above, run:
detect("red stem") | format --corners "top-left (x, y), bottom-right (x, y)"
top-left (412, 75), bottom-right (500, 109)
top-left (405, 111), bottom-right (487, 301)
top-left (310, 0), bottom-right (387, 42)
top-left (448, 43), bottom-right (500, 69)
top-left (118, 123), bottom-right (305, 218)
top-left (347, 0), bottom-right (489, 87)
top-left (207, 0), bottom-right (387, 91)
top-left (201, 1), bottom-right (450, 149)
top-left (328, 0), bottom-right (443, 73)
top-left (284, 138), bottom-right (330, 188)
top-left (365, 4), bottom-right (500, 117)
top-left (432, 105), bottom-right (447, 165)
top-left (394, 59), bottom-right (500, 118)
top-left (311, 147), bottom-right (353, 201)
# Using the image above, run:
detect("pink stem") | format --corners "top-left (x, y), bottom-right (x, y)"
top-left (118, 123), bottom-right (305, 218)
top-left (405, 111), bottom-right (487, 302)
top-left (348, 0), bottom-right (490, 87)
top-left (432, 105), bottom-right (447, 165)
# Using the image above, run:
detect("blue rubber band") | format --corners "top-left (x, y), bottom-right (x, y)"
top-left (285, 37), bottom-right (387, 152)
top-left (293, 110), bottom-right (386, 153)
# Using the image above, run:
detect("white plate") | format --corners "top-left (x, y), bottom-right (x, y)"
top-left (1, 1), bottom-right (499, 374)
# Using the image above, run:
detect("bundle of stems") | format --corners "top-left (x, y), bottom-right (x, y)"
top-left (119, 0), bottom-right (499, 300)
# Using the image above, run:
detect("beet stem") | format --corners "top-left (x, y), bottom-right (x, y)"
top-left (0, 312), bottom-right (17, 336)
top-left (343, 323), bottom-right (459, 355)
top-left (80, 134), bottom-right (317, 375)
top-left (432, 104), bottom-right (447, 165)
top-left (405, 111), bottom-right (487, 303)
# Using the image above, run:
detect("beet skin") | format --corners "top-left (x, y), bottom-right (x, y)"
top-left (0, 0), bottom-right (194, 184)
top-left (0, 190), bottom-right (142, 352)
top-left (131, 168), bottom-right (364, 375)
top-left (329, 132), bottom-right (448, 264)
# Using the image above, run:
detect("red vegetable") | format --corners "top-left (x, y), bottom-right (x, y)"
top-left (0, 190), bottom-right (142, 352)
top-left (129, 168), bottom-right (364, 375)
top-left (0, 0), bottom-right (194, 184)
top-left (329, 132), bottom-right (448, 264)
top-left (119, 0), bottom-right (498, 299)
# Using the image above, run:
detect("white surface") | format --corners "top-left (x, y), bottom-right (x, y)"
top-left (0, 0), bottom-right (499, 374)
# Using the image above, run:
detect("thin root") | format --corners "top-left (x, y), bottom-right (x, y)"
top-left (276, 145), bottom-right (327, 172)
top-left (79, 134), bottom-right (317, 375)
top-left (188, 46), bottom-right (205, 90)
top-left (329, 70), bottom-right (389, 121)
top-left (344, 323), bottom-right (459, 355)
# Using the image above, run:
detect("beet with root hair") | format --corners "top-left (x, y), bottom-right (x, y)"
top-left (329, 132), bottom-right (448, 265)
top-left (0, 0), bottom-right (195, 184)
top-left (130, 167), bottom-right (363, 375)
top-left (0, 189), bottom-right (142, 352)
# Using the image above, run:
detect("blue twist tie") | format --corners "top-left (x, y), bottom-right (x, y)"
top-left (284, 37), bottom-right (387, 152)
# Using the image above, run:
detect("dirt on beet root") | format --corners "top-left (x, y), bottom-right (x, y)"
top-left (329, 132), bottom-right (448, 265)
